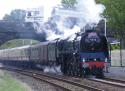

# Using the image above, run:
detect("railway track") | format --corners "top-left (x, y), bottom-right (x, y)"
top-left (103, 77), bottom-right (125, 84)
top-left (0, 66), bottom-right (103, 91)
top-left (88, 77), bottom-right (125, 88)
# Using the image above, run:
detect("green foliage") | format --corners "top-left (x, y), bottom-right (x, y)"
top-left (3, 9), bottom-right (26, 22)
top-left (0, 72), bottom-right (29, 91)
top-left (62, 0), bottom-right (77, 8)
top-left (110, 44), bottom-right (120, 50)
top-left (0, 39), bottom-right (39, 49)
top-left (96, 0), bottom-right (125, 37)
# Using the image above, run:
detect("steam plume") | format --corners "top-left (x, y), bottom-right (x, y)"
top-left (38, 0), bottom-right (105, 40)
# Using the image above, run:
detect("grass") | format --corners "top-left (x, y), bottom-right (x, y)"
top-left (0, 72), bottom-right (30, 91)
top-left (0, 39), bottom-right (39, 49)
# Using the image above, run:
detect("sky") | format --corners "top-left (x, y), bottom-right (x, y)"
top-left (0, 0), bottom-right (61, 19)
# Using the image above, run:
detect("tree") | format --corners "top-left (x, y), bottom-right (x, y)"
top-left (62, 0), bottom-right (77, 8)
top-left (3, 9), bottom-right (26, 22)
top-left (96, 0), bottom-right (125, 38)
top-left (0, 9), bottom-right (46, 44)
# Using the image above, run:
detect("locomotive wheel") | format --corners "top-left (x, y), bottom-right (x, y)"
top-left (82, 69), bottom-right (86, 78)
top-left (74, 67), bottom-right (78, 76)
top-left (70, 66), bottom-right (72, 75)
top-left (67, 61), bottom-right (75, 76)
top-left (70, 65), bottom-right (74, 76)
top-left (77, 61), bottom-right (83, 77)
top-left (60, 64), bottom-right (65, 75)
top-left (72, 63), bottom-right (78, 76)
top-left (81, 68), bottom-right (88, 78)
top-left (71, 64), bottom-right (74, 76)
top-left (72, 59), bottom-right (79, 76)
top-left (67, 64), bottom-right (71, 75)
top-left (95, 68), bottom-right (104, 78)
top-left (74, 64), bottom-right (79, 77)
top-left (67, 69), bottom-right (70, 75)
top-left (77, 65), bottom-right (82, 77)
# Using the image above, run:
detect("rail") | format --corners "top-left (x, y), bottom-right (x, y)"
top-left (0, 66), bottom-right (103, 91)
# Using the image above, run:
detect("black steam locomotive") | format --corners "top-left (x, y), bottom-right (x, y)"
top-left (0, 29), bottom-right (110, 77)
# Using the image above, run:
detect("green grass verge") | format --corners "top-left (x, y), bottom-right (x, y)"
top-left (0, 39), bottom-right (39, 49)
top-left (0, 72), bottom-right (30, 91)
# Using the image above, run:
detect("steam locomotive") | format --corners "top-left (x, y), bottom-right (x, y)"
top-left (0, 29), bottom-right (110, 77)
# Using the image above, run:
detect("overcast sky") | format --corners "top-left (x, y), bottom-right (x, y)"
top-left (0, 0), bottom-right (61, 19)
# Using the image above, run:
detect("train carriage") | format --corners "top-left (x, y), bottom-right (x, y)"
top-left (38, 42), bottom-right (49, 64)
top-left (30, 44), bottom-right (40, 61)
top-left (0, 29), bottom-right (110, 78)
top-left (0, 46), bottom-right (30, 66)
top-left (48, 41), bottom-right (58, 64)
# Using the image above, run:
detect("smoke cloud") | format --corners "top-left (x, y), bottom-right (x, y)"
top-left (36, 0), bottom-right (105, 40)
top-left (42, 0), bottom-right (61, 21)
top-left (75, 0), bottom-right (105, 28)
top-left (44, 66), bottom-right (62, 74)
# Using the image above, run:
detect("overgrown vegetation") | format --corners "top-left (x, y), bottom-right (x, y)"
top-left (0, 71), bottom-right (29, 91)
top-left (62, 0), bottom-right (77, 8)
top-left (0, 39), bottom-right (39, 49)
top-left (96, 0), bottom-right (125, 48)
top-left (110, 44), bottom-right (120, 50)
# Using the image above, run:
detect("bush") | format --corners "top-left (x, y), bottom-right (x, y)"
top-left (110, 44), bottom-right (120, 50)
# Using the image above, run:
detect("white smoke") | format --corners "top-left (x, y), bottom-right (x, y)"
top-left (46, 17), bottom-right (80, 40)
top-left (44, 66), bottom-right (62, 74)
top-left (45, 30), bottom-right (62, 40)
top-left (75, 0), bottom-right (105, 28)
top-left (43, 0), bottom-right (61, 21)
top-left (37, 0), bottom-right (105, 40)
